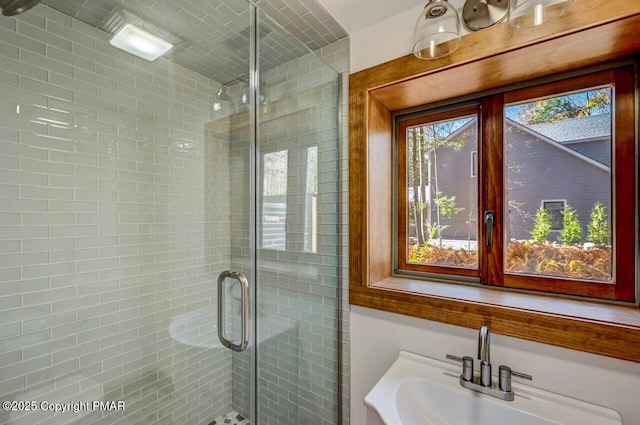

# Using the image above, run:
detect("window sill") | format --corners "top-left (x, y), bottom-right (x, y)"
top-left (350, 276), bottom-right (640, 363)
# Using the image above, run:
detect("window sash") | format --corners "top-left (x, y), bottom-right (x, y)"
top-left (397, 105), bottom-right (481, 278)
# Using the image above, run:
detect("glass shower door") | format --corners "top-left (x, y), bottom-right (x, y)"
top-left (254, 10), bottom-right (341, 425)
top-left (223, 8), bottom-right (341, 425)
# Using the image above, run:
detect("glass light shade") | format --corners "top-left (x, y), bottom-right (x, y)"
top-left (413, 0), bottom-right (462, 60)
top-left (0, 0), bottom-right (40, 16)
top-left (109, 23), bottom-right (173, 61)
top-left (507, 0), bottom-right (575, 29)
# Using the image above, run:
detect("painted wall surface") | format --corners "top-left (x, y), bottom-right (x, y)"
top-left (349, 0), bottom-right (467, 73)
top-left (351, 306), bottom-right (640, 425)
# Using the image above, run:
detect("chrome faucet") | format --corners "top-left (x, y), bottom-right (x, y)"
top-left (446, 326), bottom-right (532, 401)
top-left (478, 325), bottom-right (491, 387)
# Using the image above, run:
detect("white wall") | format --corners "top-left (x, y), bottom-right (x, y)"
top-left (351, 306), bottom-right (640, 425)
top-left (349, 0), bottom-right (467, 73)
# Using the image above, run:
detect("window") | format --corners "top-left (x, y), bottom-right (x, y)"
top-left (396, 66), bottom-right (635, 302)
top-left (541, 201), bottom-right (565, 231)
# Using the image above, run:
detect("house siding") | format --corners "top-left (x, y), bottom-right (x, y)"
top-left (505, 126), bottom-right (611, 242)
top-left (429, 122), bottom-right (611, 243)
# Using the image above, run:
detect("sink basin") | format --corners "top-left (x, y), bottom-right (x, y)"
top-left (365, 351), bottom-right (622, 425)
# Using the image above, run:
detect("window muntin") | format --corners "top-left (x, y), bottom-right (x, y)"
top-left (396, 67), bottom-right (635, 302)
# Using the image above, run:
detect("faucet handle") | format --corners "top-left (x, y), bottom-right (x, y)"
top-left (498, 365), bottom-right (512, 392)
top-left (499, 365), bottom-right (532, 392)
top-left (446, 354), bottom-right (474, 382)
top-left (446, 354), bottom-right (463, 362)
top-left (511, 370), bottom-right (533, 381)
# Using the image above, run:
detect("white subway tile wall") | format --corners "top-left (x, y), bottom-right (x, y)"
top-left (317, 37), bottom-right (350, 425)
top-left (0, 4), bottom-right (237, 424)
top-left (1, 2), bottom-right (349, 425)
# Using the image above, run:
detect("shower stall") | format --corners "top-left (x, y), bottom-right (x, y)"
top-left (0, 1), bottom-right (341, 424)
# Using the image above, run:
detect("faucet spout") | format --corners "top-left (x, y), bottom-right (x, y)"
top-left (478, 326), bottom-right (491, 386)
top-left (478, 325), bottom-right (490, 364)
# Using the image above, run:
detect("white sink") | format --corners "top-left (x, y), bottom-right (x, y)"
top-left (365, 351), bottom-right (622, 425)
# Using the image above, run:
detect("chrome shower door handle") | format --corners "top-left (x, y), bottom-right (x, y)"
top-left (217, 270), bottom-right (249, 352)
top-left (484, 210), bottom-right (496, 246)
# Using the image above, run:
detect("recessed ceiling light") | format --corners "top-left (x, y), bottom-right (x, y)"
top-left (109, 23), bottom-right (173, 61)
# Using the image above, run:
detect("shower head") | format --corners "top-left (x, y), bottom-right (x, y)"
top-left (0, 0), bottom-right (40, 16)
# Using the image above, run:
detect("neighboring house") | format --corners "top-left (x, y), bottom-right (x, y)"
top-left (424, 114), bottom-right (611, 243)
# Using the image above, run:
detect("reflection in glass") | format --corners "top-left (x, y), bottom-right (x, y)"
top-left (212, 86), bottom-right (234, 121)
top-left (262, 150), bottom-right (288, 250)
top-left (305, 146), bottom-right (318, 253)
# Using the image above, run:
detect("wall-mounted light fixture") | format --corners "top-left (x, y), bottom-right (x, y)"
top-left (109, 23), bottom-right (173, 61)
top-left (413, 0), bottom-right (575, 60)
top-left (0, 0), bottom-right (40, 16)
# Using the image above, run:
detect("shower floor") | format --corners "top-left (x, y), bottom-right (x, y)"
top-left (210, 410), bottom-right (250, 425)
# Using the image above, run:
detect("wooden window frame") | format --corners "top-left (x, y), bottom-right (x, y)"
top-left (349, 0), bottom-right (640, 363)
top-left (396, 68), bottom-right (635, 301)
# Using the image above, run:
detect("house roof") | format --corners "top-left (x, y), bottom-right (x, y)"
top-left (505, 118), bottom-right (610, 172)
top-left (527, 113), bottom-right (611, 143)
top-left (443, 116), bottom-right (610, 172)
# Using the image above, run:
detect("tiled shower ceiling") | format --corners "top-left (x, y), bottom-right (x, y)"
top-left (40, 0), bottom-right (348, 85)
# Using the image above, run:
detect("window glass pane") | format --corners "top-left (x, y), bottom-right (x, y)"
top-left (406, 116), bottom-right (478, 268)
top-left (262, 150), bottom-right (288, 250)
top-left (504, 88), bottom-right (613, 282)
top-left (305, 146), bottom-right (318, 253)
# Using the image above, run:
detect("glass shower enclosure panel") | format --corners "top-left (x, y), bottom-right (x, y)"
top-left (224, 9), bottom-right (341, 425)
top-left (255, 10), bottom-right (341, 425)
